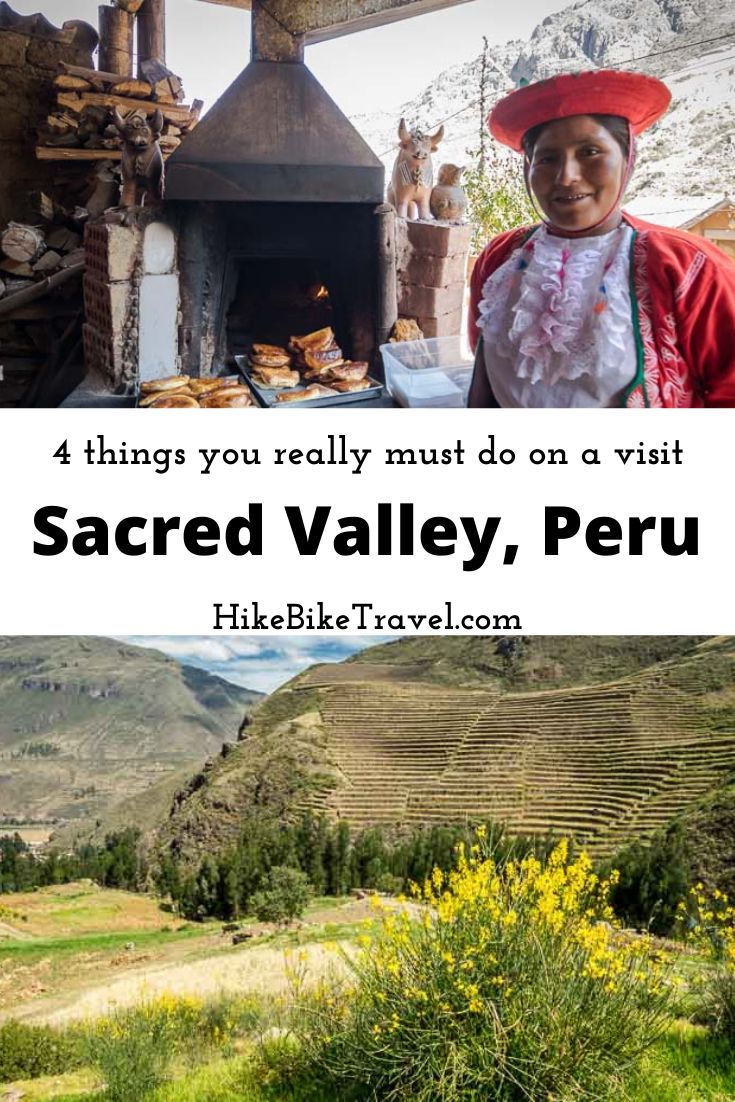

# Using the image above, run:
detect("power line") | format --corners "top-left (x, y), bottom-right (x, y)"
top-left (617, 29), bottom-right (735, 66)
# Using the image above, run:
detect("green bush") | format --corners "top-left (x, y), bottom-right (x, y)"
top-left (700, 964), bottom-right (735, 1041)
top-left (286, 835), bottom-right (674, 1102)
top-left (250, 867), bottom-right (311, 926)
top-left (86, 1007), bottom-right (170, 1101)
top-left (0, 1019), bottom-right (84, 1081)
top-left (84, 992), bottom-right (268, 1100)
top-left (464, 145), bottom-right (535, 255)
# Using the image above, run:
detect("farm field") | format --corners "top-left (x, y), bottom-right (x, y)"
top-left (0, 824), bottom-right (53, 845)
top-left (1, 882), bottom-right (734, 1102)
top-left (0, 882), bottom-right (362, 1023)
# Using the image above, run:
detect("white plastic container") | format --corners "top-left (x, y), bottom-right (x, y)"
top-left (380, 336), bottom-right (473, 408)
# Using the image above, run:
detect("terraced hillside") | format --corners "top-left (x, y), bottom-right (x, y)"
top-left (317, 641), bottom-right (735, 854)
top-left (0, 637), bottom-right (261, 824)
top-left (160, 638), bottom-right (735, 863)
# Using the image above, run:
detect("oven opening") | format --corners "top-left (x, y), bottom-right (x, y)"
top-left (223, 256), bottom-right (342, 366)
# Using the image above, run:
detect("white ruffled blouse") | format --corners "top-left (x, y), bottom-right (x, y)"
top-left (477, 223), bottom-right (637, 408)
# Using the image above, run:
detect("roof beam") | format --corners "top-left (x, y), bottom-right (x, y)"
top-left (194, 0), bottom-right (473, 43)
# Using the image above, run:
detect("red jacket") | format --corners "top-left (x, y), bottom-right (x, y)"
top-left (468, 213), bottom-right (735, 407)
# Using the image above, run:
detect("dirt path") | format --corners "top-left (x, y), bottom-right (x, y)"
top-left (12, 939), bottom-right (349, 1026)
top-left (0, 920), bottom-right (34, 941)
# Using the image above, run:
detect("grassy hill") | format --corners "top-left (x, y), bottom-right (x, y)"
top-left (156, 636), bottom-right (735, 865)
top-left (0, 637), bottom-right (261, 825)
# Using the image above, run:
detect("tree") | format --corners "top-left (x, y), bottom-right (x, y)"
top-left (607, 821), bottom-right (692, 935)
top-left (464, 143), bottom-right (535, 256)
top-left (250, 865), bottom-right (311, 926)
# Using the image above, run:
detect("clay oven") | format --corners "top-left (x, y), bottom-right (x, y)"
top-left (166, 0), bottom-right (399, 378)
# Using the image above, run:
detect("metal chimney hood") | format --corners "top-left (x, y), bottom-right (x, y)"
top-left (165, 60), bottom-right (384, 203)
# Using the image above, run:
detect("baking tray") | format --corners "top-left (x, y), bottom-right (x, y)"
top-left (235, 356), bottom-right (384, 408)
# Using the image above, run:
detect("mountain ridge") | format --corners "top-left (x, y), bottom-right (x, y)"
top-left (0, 636), bottom-right (262, 824)
top-left (353, 0), bottom-right (735, 209)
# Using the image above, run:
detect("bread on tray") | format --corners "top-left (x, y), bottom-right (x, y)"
top-left (140, 374), bottom-right (191, 394)
top-left (200, 391), bottom-right (253, 408)
top-left (289, 326), bottom-right (335, 353)
top-left (251, 366), bottom-right (300, 388)
top-left (147, 393), bottom-right (199, 408)
top-left (274, 385), bottom-right (326, 403)
top-left (329, 377), bottom-right (372, 393)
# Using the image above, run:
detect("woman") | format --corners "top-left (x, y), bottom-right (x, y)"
top-left (468, 70), bottom-right (735, 407)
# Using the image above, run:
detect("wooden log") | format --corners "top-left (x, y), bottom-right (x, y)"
top-left (137, 0), bottom-right (166, 72)
top-left (2, 277), bottom-right (35, 299)
top-left (0, 258), bottom-right (34, 277)
top-left (111, 79), bottom-right (153, 97)
top-left (1, 224), bottom-right (46, 263)
top-left (36, 147), bottom-right (122, 161)
top-left (98, 5), bottom-right (134, 77)
top-left (29, 192), bottom-right (58, 223)
top-left (181, 99), bottom-right (204, 131)
top-left (57, 91), bottom-right (194, 125)
top-left (59, 248), bottom-right (86, 268)
top-left (59, 61), bottom-right (124, 88)
top-left (54, 74), bottom-right (92, 91)
top-left (0, 263), bottom-right (84, 320)
top-left (33, 250), bottom-right (63, 273)
top-left (43, 132), bottom-right (83, 149)
top-left (46, 115), bottom-right (74, 133)
top-left (46, 227), bottom-right (82, 253)
top-left (115, 0), bottom-right (145, 11)
top-left (139, 56), bottom-right (176, 84)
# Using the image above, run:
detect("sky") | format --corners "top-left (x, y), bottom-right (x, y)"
top-left (118, 635), bottom-right (389, 693)
top-left (16, 0), bottom-right (569, 116)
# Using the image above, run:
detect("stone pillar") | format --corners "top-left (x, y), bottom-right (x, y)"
top-left (82, 219), bottom-right (180, 391)
top-left (83, 222), bottom-right (141, 392)
top-left (395, 220), bottom-right (472, 338)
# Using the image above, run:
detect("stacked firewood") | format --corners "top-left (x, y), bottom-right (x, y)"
top-left (0, 202), bottom-right (84, 301)
top-left (36, 59), bottom-right (203, 162)
top-left (0, 197), bottom-right (86, 405)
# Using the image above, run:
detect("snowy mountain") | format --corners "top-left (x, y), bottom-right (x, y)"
top-left (353, 0), bottom-right (735, 215)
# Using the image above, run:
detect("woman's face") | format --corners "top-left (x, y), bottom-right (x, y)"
top-left (527, 115), bottom-right (626, 235)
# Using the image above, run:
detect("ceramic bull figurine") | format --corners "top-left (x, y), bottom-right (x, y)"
top-left (387, 118), bottom-right (445, 220)
top-left (113, 107), bottom-right (165, 209)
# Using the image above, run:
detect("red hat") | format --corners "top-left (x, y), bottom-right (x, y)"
top-left (489, 69), bottom-right (671, 152)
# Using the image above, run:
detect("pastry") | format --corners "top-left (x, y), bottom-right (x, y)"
top-left (325, 360), bottom-right (368, 383)
top-left (389, 318), bottom-right (424, 342)
top-left (139, 387), bottom-right (192, 406)
top-left (205, 384), bottom-right (251, 400)
top-left (252, 342), bottom-right (289, 357)
top-left (303, 346), bottom-right (344, 371)
top-left (250, 351), bottom-right (292, 368)
top-left (274, 385), bottom-right (323, 403)
top-left (148, 393), bottom-right (199, 408)
top-left (289, 326), bottom-right (335, 353)
top-left (200, 392), bottom-right (253, 408)
top-left (251, 366), bottom-right (300, 388)
top-left (140, 374), bottom-right (190, 394)
top-left (189, 377), bottom-right (234, 396)
top-left (330, 377), bottom-right (372, 393)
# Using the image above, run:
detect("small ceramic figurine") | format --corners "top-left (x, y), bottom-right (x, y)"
top-left (112, 107), bottom-right (165, 209)
top-left (430, 163), bottom-right (467, 222)
top-left (387, 118), bottom-right (444, 220)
